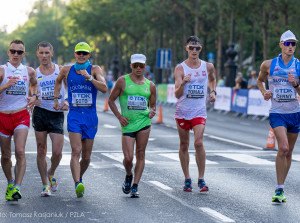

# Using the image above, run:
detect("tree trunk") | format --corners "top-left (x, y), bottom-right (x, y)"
top-left (262, 8), bottom-right (268, 60)
top-left (194, 0), bottom-right (199, 36)
top-left (238, 34), bottom-right (244, 72)
top-left (182, 12), bottom-right (187, 60)
top-left (216, 6), bottom-right (223, 78)
top-left (251, 24), bottom-right (256, 70)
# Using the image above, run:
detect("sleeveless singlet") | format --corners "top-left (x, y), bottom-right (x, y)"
top-left (0, 63), bottom-right (29, 111)
top-left (67, 65), bottom-right (98, 113)
top-left (119, 74), bottom-right (151, 133)
top-left (175, 60), bottom-right (208, 120)
top-left (36, 64), bottom-right (65, 112)
top-left (268, 54), bottom-right (300, 114)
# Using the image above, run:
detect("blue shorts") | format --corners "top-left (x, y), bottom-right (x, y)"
top-left (269, 112), bottom-right (300, 133)
top-left (67, 111), bottom-right (98, 139)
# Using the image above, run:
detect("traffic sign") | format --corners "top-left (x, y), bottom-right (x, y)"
top-left (156, 49), bottom-right (172, 69)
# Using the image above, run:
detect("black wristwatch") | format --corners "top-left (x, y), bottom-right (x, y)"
top-left (293, 83), bottom-right (299, 88)
top-left (32, 94), bottom-right (38, 100)
top-left (211, 90), bottom-right (217, 95)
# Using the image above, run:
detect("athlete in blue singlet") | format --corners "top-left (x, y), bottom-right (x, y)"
top-left (258, 30), bottom-right (300, 204)
top-left (53, 42), bottom-right (107, 198)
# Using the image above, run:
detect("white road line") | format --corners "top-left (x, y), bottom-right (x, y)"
top-left (216, 153), bottom-right (274, 165)
top-left (102, 153), bottom-right (154, 164)
top-left (64, 135), bottom-right (70, 142)
top-left (0, 156), bottom-right (16, 166)
top-left (199, 207), bottom-right (235, 223)
top-left (148, 181), bottom-right (172, 191)
top-left (145, 180), bottom-right (234, 222)
top-left (103, 124), bottom-right (117, 129)
top-left (159, 153), bottom-right (218, 164)
top-left (113, 164), bottom-right (125, 170)
top-left (148, 138), bottom-right (155, 141)
top-left (47, 154), bottom-right (71, 166)
top-left (204, 134), bottom-right (262, 150)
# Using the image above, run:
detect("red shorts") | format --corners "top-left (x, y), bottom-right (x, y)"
top-left (0, 109), bottom-right (30, 137)
top-left (176, 117), bottom-right (206, 130)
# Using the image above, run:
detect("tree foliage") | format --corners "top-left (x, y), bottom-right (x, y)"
top-left (1, 0), bottom-right (300, 81)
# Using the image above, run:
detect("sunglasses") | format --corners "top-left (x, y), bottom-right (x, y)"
top-left (188, 46), bottom-right (201, 51)
top-left (132, 63), bottom-right (145, 69)
top-left (76, 51), bottom-right (89, 56)
top-left (9, 49), bottom-right (24, 55)
top-left (284, 42), bottom-right (296, 47)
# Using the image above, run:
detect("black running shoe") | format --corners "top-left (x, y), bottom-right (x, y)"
top-left (122, 175), bottom-right (132, 194)
top-left (131, 184), bottom-right (139, 198)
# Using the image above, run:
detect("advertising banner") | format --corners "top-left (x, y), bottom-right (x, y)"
top-left (214, 87), bottom-right (232, 111)
top-left (231, 89), bottom-right (248, 114)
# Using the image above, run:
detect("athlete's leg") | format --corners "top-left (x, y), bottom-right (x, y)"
top-left (192, 124), bottom-right (206, 179)
top-left (177, 122), bottom-right (190, 179)
top-left (273, 126), bottom-right (292, 185)
top-left (122, 135), bottom-right (135, 176)
top-left (69, 132), bottom-right (83, 183)
top-left (80, 138), bottom-right (94, 178)
top-left (48, 133), bottom-right (64, 175)
top-left (134, 127), bottom-right (151, 184)
top-left (13, 128), bottom-right (28, 185)
top-left (0, 136), bottom-right (13, 182)
top-left (35, 131), bottom-right (48, 185)
top-left (282, 132), bottom-right (298, 183)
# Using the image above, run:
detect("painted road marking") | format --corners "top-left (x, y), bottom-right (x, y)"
top-left (149, 181), bottom-right (173, 191)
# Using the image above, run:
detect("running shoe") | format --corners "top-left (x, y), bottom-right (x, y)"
top-left (11, 186), bottom-right (22, 200)
top-left (183, 178), bottom-right (192, 192)
top-left (48, 173), bottom-right (58, 192)
top-left (41, 185), bottom-right (51, 197)
top-left (75, 182), bottom-right (85, 198)
top-left (131, 184), bottom-right (139, 198)
top-left (272, 188), bottom-right (287, 203)
top-left (5, 184), bottom-right (14, 201)
top-left (122, 175), bottom-right (133, 194)
top-left (198, 178), bottom-right (209, 193)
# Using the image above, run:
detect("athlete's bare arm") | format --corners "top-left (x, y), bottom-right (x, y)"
top-left (207, 63), bottom-right (217, 102)
top-left (174, 64), bottom-right (191, 99)
top-left (258, 60), bottom-right (272, 101)
top-left (53, 66), bottom-right (70, 110)
top-left (0, 66), bottom-right (19, 94)
top-left (149, 81), bottom-right (156, 119)
top-left (108, 77), bottom-right (129, 127)
top-left (27, 67), bottom-right (38, 111)
top-left (78, 65), bottom-right (107, 93)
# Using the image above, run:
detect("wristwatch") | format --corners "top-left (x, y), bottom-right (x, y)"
top-left (32, 94), bottom-right (38, 100)
top-left (293, 83), bottom-right (299, 88)
top-left (211, 90), bottom-right (217, 95)
top-left (88, 75), bottom-right (94, 81)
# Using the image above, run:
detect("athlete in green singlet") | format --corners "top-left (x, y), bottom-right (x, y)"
top-left (108, 54), bottom-right (156, 197)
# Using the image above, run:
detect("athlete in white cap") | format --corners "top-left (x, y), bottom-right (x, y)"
top-left (258, 30), bottom-right (300, 204)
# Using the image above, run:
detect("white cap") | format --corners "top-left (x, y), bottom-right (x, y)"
top-left (280, 30), bottom-right (298, 42)
top-left (131, 54), bottom-right (146, 64)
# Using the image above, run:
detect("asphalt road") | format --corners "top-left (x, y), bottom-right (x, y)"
top-left (0, 96), bottom-right (300, 223)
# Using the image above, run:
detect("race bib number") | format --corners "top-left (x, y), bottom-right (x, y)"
top-left (186, 84), bottom-right (205, 98)
top-left (72, 93), bottom-right (92, 107)
top-left (6, 80), bottom-right (26, 95)
top-left (127, 95), bottom-right (147, 110)
top-left (273, 88), bottom-right (296, 102)
top-left (41, 86), bottom-right (55, 100)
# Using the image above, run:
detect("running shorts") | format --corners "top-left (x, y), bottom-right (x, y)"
top-left (32, 106), bottom-right (64, 134)
top-left (0, 109), bottom-right (30, 137)
top-left (269, 112), bottom-right (300, 133)
top-left (122, 125), bottom-right (151, 138)
top-left (176, 117), bottom-right (206, 130)
top-left (67, 110), bottom-right (98, 139)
